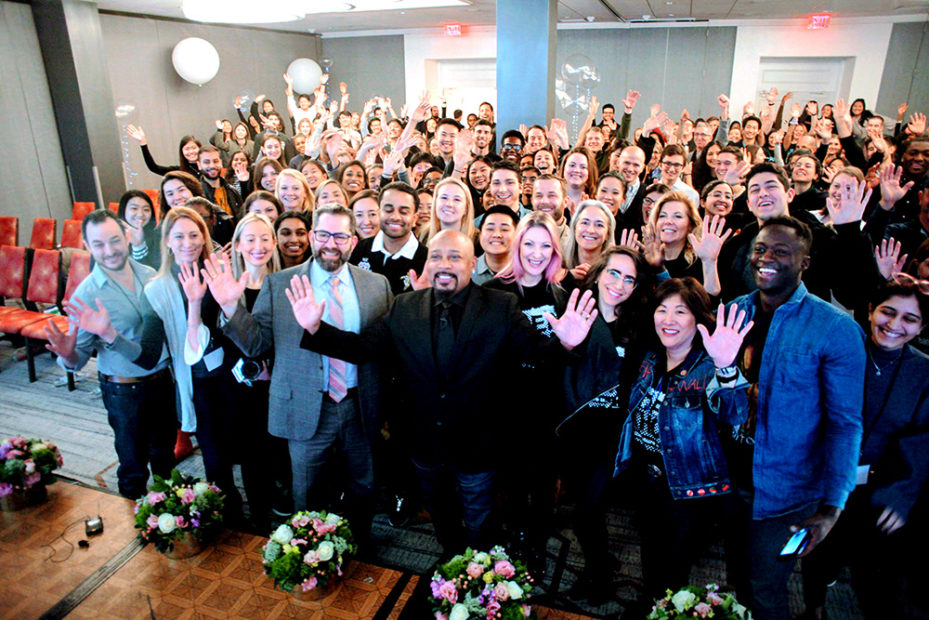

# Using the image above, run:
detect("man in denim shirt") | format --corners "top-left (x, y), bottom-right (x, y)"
top-left (726, 206), bottom-right (865, 620)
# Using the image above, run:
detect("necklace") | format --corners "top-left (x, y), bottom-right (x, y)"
top-left (867, 348), bottom-right (898, 377)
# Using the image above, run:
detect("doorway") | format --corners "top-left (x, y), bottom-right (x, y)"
top-left (756, 56), bottom-right (854, 126)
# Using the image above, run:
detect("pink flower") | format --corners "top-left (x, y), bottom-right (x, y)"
top-left (0, 483), bottom-right (13, 498)
top-left (24, 473), bottom-right (40, 487)
top-left (7, 450), bottom-right (23, 460)
top-left (707, 592), bottom-right (725, 606)
top-left (493, 583), bottom-right (510, 601)
top-left (312, 518), bottom-right (337, 535)
top-left (486, 599), bottom-right (501, 618)
top-left (522, 604), bottom-right (532, 617)
top-left (10, 437), bottom-right (27, 449)
top-left (290, 538), bottom-right (308, 546)
top-left (133, 505), bottom-right (139, 514)
top-left (494, 560), bottom-right (515, 578)
top-left (301, 576), bottom-right (318, 591)
top-left (297, 515), bottom-right (311, 527)
top-left (303, 550), bottom-right (319, 565)
top-left (438, 580), bottom-right (458, 604)
top-left (180, 488), bottom-right (196, 504)
top-left (466, 562), bottom-right (484, 579)
top-left (694, 602), bottom-right (712, 617)
top-left (174, 515), bottom-right (188, 528)
top-left (435, 613), bottom-right (448, 620)
top-left (146, 515), bottom-right (159, 528)
top-left (147, 491), bottom-right (166, 505)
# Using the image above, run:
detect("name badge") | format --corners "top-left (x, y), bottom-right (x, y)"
top-left (856, 464), bottom-right (870, 486)
top-left (203, 347), bottom-right (225, 372)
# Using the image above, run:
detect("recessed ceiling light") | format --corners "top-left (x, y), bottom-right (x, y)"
top-left (182, 0), bottom-right (304, 23)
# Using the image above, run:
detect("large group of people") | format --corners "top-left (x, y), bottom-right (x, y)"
top-left (44, 73), bottom-right (929, 620)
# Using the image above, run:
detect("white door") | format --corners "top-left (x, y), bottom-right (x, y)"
top-left (434, 58), bottom-right (496, 119)
top-left (756, 57), bottom-right (854, 127)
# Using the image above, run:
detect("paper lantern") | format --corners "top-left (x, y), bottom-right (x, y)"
top-left (172, 37), bottom-right (220, 86)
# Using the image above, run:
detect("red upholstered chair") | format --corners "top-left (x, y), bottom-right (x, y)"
top-left (0, 245), bottom-right (28, 317)
top-left (60, 220), bottom-right (84, 249)
top-left (21, 250), bottom-right (90, 389)
top-left (0, 216), bottom-right (18, 247)
top-left (142, 189), bottom-right (161, 222)
top-left (108, 202), bottom-right (120, 213)
top-left (30, 218), bottom-right (56, 250)
top-left (72, 201), bottom-right (95, 221)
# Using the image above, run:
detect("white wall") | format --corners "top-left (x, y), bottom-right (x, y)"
top-left (403, 26), bottom-right (496, 109)
top-left (729, 19), bottom-right (894, 113)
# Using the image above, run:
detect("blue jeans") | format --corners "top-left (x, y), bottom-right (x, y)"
top-left (99, 371), bottom-right (177, 499)
top-left (412, 459), bottom-right (496, 554)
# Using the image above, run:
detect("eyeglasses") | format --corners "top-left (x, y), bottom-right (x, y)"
top-left (313, 230), bottom-right (352, 245)
top-left (605, 269), bottom-right (637, 287)
top-left (501, 143), bottom-right (522, 151)
top-left (893, 272), bottom-right (929, 295)
top-left (660, 160), bottom-right (684, 169)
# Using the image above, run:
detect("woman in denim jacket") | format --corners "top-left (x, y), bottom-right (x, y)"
top-left (615, 277), bottom-right (752, 611)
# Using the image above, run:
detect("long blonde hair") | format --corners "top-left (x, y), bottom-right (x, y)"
top-left (422, 177), bottom-right (476, 244)
top-left (231, 212), bottom-right (281, 280)
top-left (156, 206), bottom-right (213, 278)
top-left (647, 190), bottom-right (702, 266)
top-left (275, 168), bottom-right (315, 213)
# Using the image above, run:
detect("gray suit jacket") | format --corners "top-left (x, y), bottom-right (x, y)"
top-left (223, 260), bottom-right (392, 442)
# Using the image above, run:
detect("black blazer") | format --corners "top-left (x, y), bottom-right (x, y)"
top-left (302, 283), bottom-right (568, 470)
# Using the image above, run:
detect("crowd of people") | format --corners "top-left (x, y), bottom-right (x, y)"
top-left (45, 73), bottom-right (929, 620)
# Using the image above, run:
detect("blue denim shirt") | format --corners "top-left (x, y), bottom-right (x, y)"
top-left (614, 347), bottom-right (750, 500)
top-left (729, 283), bottom-right (865, 519)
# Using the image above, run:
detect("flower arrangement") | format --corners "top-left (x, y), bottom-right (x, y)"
top-left (133, 469), bottom-right (225, 554)
top-left (0, 436), bottom-right (63, 497)
top-left (430, 546), bottom-right (536, 620)
top-left (648, 584), bottom-right (751, 619)
top-left (261, 510), bottom-right (357, 594)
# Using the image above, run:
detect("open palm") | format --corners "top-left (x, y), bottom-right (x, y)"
top-left (284, 274), bottom-right (326, 333)
top-left (697, 304), bottom-right (753, 369)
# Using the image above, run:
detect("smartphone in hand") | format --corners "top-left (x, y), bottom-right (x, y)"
top-left (778, 528), bottom-right (810, 559)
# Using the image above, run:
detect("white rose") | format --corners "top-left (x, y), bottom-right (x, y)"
top-left (671, 590), bottom-right (698, 612)
top-left (449, 603), bottom-right (469, 620)
top-left (316, 541), bottom-right (335, 562)
top-left (325, 513), bottom-right (341, 525)
top-left (473, 552), bottom-right (490, 565)
top-left (193, 482), bottom-right (210, 496)
top-left (24, 461), bottom-right (36, 474)
top-left (157, 513), bottom-right (176, 533)
top-left (271, 524), bottom-right (294, 545)
top-left (506, 581), bottom-right (523, 600)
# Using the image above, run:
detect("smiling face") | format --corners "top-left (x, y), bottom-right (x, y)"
top-left (367, 166), bottom-right (383, 191)
top-left (659, 153), bottom-right (685, 184)
top-left (352, 197), bottom-right (380, 239)
top-left (166, 217), bottom-right (204, 265)
top-left (747, 172), bottom-right (792, 222)
top-left (124, 197), bottom-right (152, 230)
top-left (379, 188), bottom-right (416, 240)
top-left (248, 198), bottom-right (279, 221)
top-left (901, 139), bottom-right (929, 178)
top-left (468, 160), bottom-right (491, 190)
top-left (703, 183), bottom-right (734, 217)
top-left (575, 205), bottom-right (610, 252)
top-left (230, 151), bottom-right (249, 174)
top-left (654, 293), bottom-right (697, 356)
top-left (480, 213), bottom-right (515, 257)
top-left (427, 232), bottom-right (475, 296)
top-left (564, 153), bottom-right (589, 188)
top-left (616, 147), bottom-right (645, 184)
top-left (318, 182), bottom-right (347, 207)
top-left (277, 176), bottom-right (306, 212)
top-left (277, 217), bottom-right (309, 262)
top-left (199, 150), bottom-right (222, 180)
top-left (655, 201), bottom-right (693, 245)
top-left (435, 123), bottom-right (459, 157)
top-left (750, 225), bottom-right (808, 295)
top-left (234, 125), bottom-right (248, 141)
top-left (584, 128), bottom-right (604, 152)
top-left (597, 253), bottom-right (637, 316)
top-left (301, 163), bottom-right (325, 188)
top-left (260, 165), bottom-right (279, 192)
top-left (491, 169), bottom-right (520, 208)
top-left (85, 218), bottom-right (129, 272)
top-left (526, 127), bottom-right (546, 154)
top-left (181, 140), bottom-right (199, 163)
top-left (870, 294), bottom-right (924, 351)
top-left (596, 176), bottom-right (625, 214)
top-left (828, 173), bottom-right (859, 208)
top-left (341, 164), bottom-right (365, 195)
top-left (532, 178), bottom-right (566, 222)
top-left (473, 124), bottom-right (493, 149)
top-left (162, 178), bottom-right (194, 208)
top-left (236, 220), bottom-right (275, 268)
top-left (262, 138), bottom-right (282, 161)
top-left (311, 213), bottom-right (357, 273)
top-left (435, 182), bottom-right (468, 228)
top-left (519, 224), bottom-right (554, 280)
top-left (790, 156), bottom-right (817, 186)
top-left (533, 149), bottom-right (555, 175)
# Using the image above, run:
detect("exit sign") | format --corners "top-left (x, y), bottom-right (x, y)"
top-left (445, 23), bottom-right (462, 36)
top-left (808, 13), bottom-right (831, 29)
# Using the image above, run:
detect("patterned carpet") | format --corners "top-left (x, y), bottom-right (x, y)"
top-left (0, 339), bottom-right (873, 619)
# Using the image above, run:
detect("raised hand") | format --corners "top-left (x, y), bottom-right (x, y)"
top-left (545, 288), bottom-right (598, 350)
top-left (639, 223), bottom-right (666, 269)
top-left (622, 89), bottom-right (641, 113)
top-left (283, 73), bottom-right (293, 87)
top-left (897, 102), bottom-right (909, 121)
top-left (618, 229), bottom-right (639, 249)
top-left (834, 98), bottom-right (850, 122)
top-left (126, 124), bottom-right (147, 145)
top-left (879, 164), bottom-right (915, 210)
top-left (907, 112), bottom-right (927, 136)
top-left (875, 238), bottom-right (907, 280)
top-left (382, 149), bottom-right (405, 177)
top-left (178, 261), bottom-right (207, 303)
top-left (790, 102), bottom-right (802, 118)
top-left (569, 263), bottom-right (590, 282)
top-left (827, 177), bottom-right (872, 225)
top-left (124, 220), bottom-right (145, 247)
top-left (764, 87), bottom-right (779, 106)
top-left (643, 110), bottom-right (668, 135)
top-left (407, 268), bottom-right (431, 291)
top-left (814, 117), bottom-right (832, 140)
top-left (876, 506), bottom-right (906, 534)
top-left (743, 101), bottom-right (754, 117)
top-left (519, 123), bottom-right (528, 138)
top-left (680, 108), bottom-right (690, 122)
top-left (411, 92), bottom-right (431, 122)
top-left (588, 95), bottom-right (600, 118)
top-left (724, 160), bottom-right (751, 186)
top-left (201, 252), bottom-right (248, 317)
top-left (718, 93), bottom-right (730, 114)
top-left (339, 81), bottom-right (348, 95)
top-left (284, 274), bottom-right (326, 333)
top-left (453, 128), bottom-right (474, 167)
top-left (64, 297), bottom-right (115, 340)
top-left (697, 303), bottom-right (754, 369)
top-left (689, 214), bottom-right (732, 264)
top-left (44, 319), bottom-right (78, 362)
top-left (548, 119), bottom-right (569, 150)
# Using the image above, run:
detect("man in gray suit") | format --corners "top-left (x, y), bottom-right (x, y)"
top-left (203, 205), bottom-right (392, 544)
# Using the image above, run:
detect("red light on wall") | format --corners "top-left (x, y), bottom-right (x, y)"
top-left (445, 23), bottom-right (462, 36)
top-left (808, 13), bottom-right (831, 29)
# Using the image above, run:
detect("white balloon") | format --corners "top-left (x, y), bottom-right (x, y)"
top-left (172, 38), bottom-right (220, 86)
top-left (286, 58), bottom-right (322, 95)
